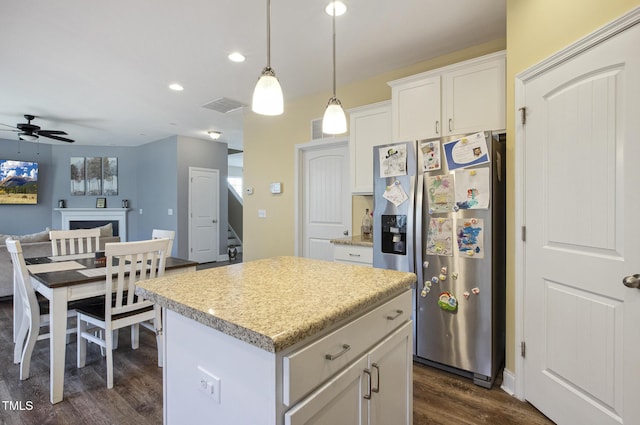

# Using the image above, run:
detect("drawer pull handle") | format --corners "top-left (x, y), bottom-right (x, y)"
top-left (348, 253), bottom-right (361, 257)
top-left (363, 368), bottom-right (372, 400)
top-left (325, 344), bottom-right (351, 360)
top-left (372, 363), bottom-right (380, 393)
top-left (386, 309), bottom-right (403, 320)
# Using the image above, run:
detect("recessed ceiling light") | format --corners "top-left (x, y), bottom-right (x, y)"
top-left (228, 52), bottom-right (246, 63)
top-left (208, 131), bottom-right (222, 140)
top-left (325, 1), bottom-right (347, 16)
top-left (169, 83), bottom-right (184, 91)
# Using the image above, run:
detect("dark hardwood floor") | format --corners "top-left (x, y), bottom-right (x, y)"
top-left (0, 299), bottom-right (553, 424)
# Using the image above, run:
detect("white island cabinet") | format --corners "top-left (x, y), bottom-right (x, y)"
top-left (135, 256), bottom-right (416, 425)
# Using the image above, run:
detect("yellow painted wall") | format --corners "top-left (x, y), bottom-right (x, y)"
top-left (505, 0), bottom-right (639, 372)
top-left (243, 39), bottom-right (505, 261)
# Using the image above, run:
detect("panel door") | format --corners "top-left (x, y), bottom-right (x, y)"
top-left (368, 322), bottom-right (412, 425)
top-left (443, 56), bottom-right (505, 135)
top-left (523, 22), bottom-right (640, 425)
top-left (188, 167), bottom-right (219, 263)
top-left (392, 75), bottom-right (441, 141)
top-left (301, 141), bottom-right (351, 261)
top-left (284, 354), bottom-right (368, 425)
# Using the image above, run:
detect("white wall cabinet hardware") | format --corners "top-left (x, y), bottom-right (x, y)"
top-left (389, 51), bottom-right (505, 141)
top-left (333, 244), bottom-right (373, 266)
top-left (348, 101), bottom-right (391, 194)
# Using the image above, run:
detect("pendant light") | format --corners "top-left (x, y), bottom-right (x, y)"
top-left (252, 0), bottom-right (283, 116)
top-left (322, 2), bottom-right (347, 134)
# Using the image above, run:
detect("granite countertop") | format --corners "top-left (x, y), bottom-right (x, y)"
top-left (329, 235), bottom-right (373, 247)
top-left (135, 256), bottom-right (415, 353)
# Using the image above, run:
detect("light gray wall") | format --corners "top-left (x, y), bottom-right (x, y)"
top-left (0, 138), bottom-right (54, 235)
top-left (176, 136), bottom-right (228, 261)
top-left (1, 135), bottom-right (229, 262)
top-left (135, 136), bottom-right (178, 254)
top-left (50, 144), bottom-right (138, 233)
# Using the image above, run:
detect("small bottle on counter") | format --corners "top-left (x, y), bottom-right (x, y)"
top-left (361, 208), bottom-right (372, 240)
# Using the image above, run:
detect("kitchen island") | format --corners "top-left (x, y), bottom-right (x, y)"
top-left (135, 256), bottom-right (416, 425)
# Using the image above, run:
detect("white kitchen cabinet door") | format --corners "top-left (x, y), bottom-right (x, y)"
top-left (285, 354), bottom-right (368, 425)
top-left (391, 75), bottom-right (441, 141)
top-left (349, 101), bottom-right (391, 194)
top-left (368, 322), bottom-right (412, 425)
top-left (443, 56), bottom-right (505, 135)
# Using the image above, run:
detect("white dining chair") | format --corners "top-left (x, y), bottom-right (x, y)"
top-left (50, 228), bottom-right (101, 256)
top-left (151, 229), bottom-right (175, 256)
top-left (76, 238), bottom-right (169, 389)
top-left (7, 239), bottom-right (79, 380)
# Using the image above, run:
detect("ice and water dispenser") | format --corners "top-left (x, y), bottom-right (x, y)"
top-left (381, 215), bottom-right (407, 255)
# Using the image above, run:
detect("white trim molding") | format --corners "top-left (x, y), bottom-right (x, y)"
top-left (56, 208), bottom-right (130, 241)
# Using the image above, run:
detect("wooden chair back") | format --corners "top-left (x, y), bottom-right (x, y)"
top-left (151, 229), bottom-right (175, 256)
top-left (6, 238), bottom-right (42, 377)
top-left (50, 228), bottom-right (101, 256)
top-left (105, 238), bottom-right (170, 318)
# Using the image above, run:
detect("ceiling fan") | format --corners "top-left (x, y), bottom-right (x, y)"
top-left (0, 114), bottom-right (74, 143)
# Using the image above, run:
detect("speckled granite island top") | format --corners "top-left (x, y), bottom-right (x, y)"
top-left (135, 256), bottom-right (415, 353)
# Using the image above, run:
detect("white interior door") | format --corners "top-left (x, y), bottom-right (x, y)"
top-left (521, 19), bottom-right (640, 425)
top-left (297, 139), bottom-right (351, 261)
top-left (189, 167), bottom-right (219, 263)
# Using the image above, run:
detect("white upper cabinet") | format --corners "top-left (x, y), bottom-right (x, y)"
top-left (389, 51), bottom-right (505, 141)
top-left (348, 101), bottom-right (391, 194)
top-left (391, 76), bottom-right (441, 141)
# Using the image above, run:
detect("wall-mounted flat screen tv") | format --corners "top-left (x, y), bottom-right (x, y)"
top-left (0, 159), bottom-right (39, 204)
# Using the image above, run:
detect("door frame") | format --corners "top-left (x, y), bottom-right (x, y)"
top-left (294, 137), bottom-right (349, 257)
top-left (513, 7), bottom-right (640, 400)
top-left (188, 167), bottom-right (221, 262)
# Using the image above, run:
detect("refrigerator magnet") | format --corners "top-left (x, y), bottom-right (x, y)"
top-left (437, 292), bottom-right (458, 311)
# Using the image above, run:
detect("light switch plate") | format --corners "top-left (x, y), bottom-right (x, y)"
top-left (270, 182), bottom-right (282, 194)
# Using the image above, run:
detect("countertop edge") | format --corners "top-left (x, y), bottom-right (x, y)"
top-left (136, 279), bottom-right (414, 353)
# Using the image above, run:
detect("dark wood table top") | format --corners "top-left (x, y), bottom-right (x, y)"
top-left (25, 255), bottom-right (198, 289)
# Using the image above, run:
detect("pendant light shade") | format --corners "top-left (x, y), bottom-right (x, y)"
top-left (252, 0), bottom-right (283, 116)
top-left (322, 97), bottom-right (347, 134)
top-left (322, 2), bottom-right (347, 135)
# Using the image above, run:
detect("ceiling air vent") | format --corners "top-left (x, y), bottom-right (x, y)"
top-left (202, 97), bottom-right (247, 113)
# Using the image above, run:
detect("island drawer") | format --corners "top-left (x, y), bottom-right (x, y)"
top-left (282, 290), bottom-right (411, 406)
top-left (333, 244), bottom-right (373, 265)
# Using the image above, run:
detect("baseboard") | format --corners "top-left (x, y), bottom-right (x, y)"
top-left (500, 368), bottom-right (516, 397)
top-left (218, 253), bottom-right (229, 262)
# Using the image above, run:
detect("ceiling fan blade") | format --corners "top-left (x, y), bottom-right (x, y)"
top-left (38, 130), bottom-right (69, 136)
top-left (41, 133), bottom-right (75, 143)
top-left (0, 122), bottom-right (18, 129)
top-left (0, 128), bottom-right (19, 132)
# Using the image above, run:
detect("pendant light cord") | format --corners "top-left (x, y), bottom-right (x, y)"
top-left (266, 0), bottom-right (272, 70)
top-left (331, 3), bottom-right (337, 98)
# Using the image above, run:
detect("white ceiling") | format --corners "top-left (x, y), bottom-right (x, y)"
top-left (0, 0), bottom-right (505, 152)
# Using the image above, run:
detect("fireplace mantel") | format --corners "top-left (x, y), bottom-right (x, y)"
top-left (55, 208), bottom-right (131, 241)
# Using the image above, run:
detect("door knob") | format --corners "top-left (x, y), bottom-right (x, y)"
top-left (212, 219), bottom-right (217, 223)
top-left (623, 274), bottom-right (640, 289)
top-left (343, 230), bottom-right (349, 236)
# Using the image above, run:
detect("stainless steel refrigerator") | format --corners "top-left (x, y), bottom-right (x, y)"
top-left (373, 131), bottom-right (505, 387)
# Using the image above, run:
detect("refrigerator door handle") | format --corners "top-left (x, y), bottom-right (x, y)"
top-left (415, 161), bottom-right (424, 290)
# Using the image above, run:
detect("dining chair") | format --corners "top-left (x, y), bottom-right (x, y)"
top-left (76, 238), bottom-right (170, 389)
top-left (50, 228), bottom-right (101, 256)
top-left (151, 229), bottom-right (175, 256)
top-left (6, 239), bottom-right (79, 380)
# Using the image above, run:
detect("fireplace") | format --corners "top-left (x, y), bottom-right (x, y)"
top-left (56, 208), bottom-right (130, 241)
top-left (70, 220), bottom-right (120, 236)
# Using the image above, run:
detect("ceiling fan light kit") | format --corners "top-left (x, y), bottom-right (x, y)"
top-left (252, 0), bottom-right (284, 116)
top-left (322, 1), bottom-right (347, 135)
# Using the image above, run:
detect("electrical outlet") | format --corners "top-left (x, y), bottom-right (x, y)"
top-left (197, 366), bottom-right (221, 403)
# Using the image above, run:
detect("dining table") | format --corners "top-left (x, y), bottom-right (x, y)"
top-left (23, 253), bottom-right (198, 404)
